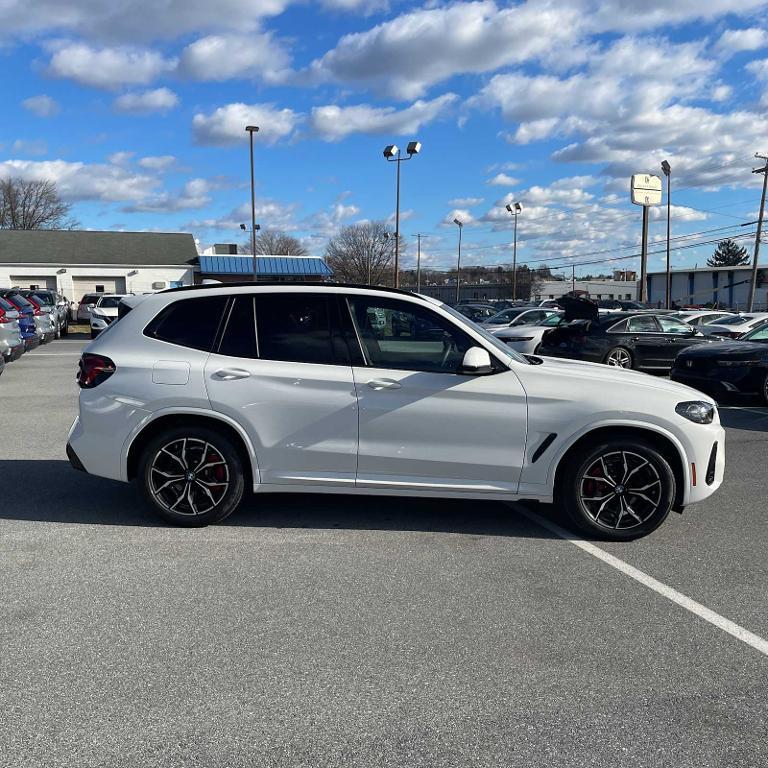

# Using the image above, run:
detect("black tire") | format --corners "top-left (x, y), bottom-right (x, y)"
top-left (604, 346), bottom-right (633, 369)
top-left (61, 319), bottom-right (69, 338)
top-left (137, 426), bottom-right (246, 527)
top-left (559, 436), bottom-right (675, 540)
top-left (90, 329), bottom-right (98, 339)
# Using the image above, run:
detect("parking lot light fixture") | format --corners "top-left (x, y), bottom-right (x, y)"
top-left (661, 160), bottom-right (671, 309)
top-left (453, 218), bottom-right (463, 303)
top-left (505, 202), bottom-right (523, 300)
top-left (384, 140), bottom-right (421, 288)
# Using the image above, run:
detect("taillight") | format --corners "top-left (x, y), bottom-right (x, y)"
top-left (26, 297), bottom-right (42, 316)
top-left (77, 353), bottom-right (116, 388)
top-left (0, 308), bottom-right (11, 324)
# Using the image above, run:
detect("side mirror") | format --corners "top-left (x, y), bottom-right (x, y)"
top-left (460, 346), bottom-right (493, 375)
top-left (87, 303), bottom-right (95, 309)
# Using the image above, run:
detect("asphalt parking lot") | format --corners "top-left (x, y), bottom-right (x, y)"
top-left (1, 340), bottom-right (767, 768)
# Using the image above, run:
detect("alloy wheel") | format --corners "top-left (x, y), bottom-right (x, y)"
top-left (579, 450), bottom-right (662, 530)
top-left (606, 348), bottom-right (632, 368)
top-left (149, 437), bottom-right (230, 516)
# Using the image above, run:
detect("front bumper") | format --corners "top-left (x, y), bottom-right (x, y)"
top-left (671, 366), bottom-right (764, 397)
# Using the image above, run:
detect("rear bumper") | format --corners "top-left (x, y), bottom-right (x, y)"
top-left (23, 335), bottom-right (40, 351)
top-left (4, 343), bottom-right (24, 362)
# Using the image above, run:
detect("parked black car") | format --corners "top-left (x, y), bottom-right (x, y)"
top-left (455, 304), bottom-right (496, 322)
top-left (539, 297), bottom-right (713, 371)
top-left (671, 322), bottom-right (768, 403)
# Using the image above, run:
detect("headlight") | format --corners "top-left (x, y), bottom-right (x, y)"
top-left (716, 359), bottom-right (759, 367)
top-left (675, 401), bottom-right (715, 424)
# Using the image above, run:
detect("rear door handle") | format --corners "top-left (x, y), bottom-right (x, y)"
top-left (213, 368), bottom-right (251, 381)
top-left (367, 378), bottom-right (402, 390)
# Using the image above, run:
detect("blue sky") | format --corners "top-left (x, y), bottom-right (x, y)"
top-left (2, 0), bottom-right (768, 278)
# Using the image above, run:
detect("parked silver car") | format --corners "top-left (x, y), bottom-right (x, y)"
top-left (21, 289), bottom-right (70, 338)
top-left (76, 293), bottom-right (104, 324)
top-left (0, 296), bottom-right (25, 362)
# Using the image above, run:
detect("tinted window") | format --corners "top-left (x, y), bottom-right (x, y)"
top-left (627, 315), bottom-right (659, 332)
top-left (346, 296), bottom-right (474, 373)
top-left (219, 296), bottom-right (258, 359)
top-left (145, 296), bottom-right (227, 351)
top-left (0, 297), bottom-right (16, 312)
top-left (607, 319), bottom-right (629, 333)
top-left (97, 297), bottom-right (123, 309)
top-left (743, 324), bottom-right (768, 342)
top-left (255, 293), bottom-right (336, 365)
top-left (6, 293), bottom-right (33, 310)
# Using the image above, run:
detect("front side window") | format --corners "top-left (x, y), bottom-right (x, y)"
top-left (743, 323), bottom-right (768, 342)
top-left (657, 316), bottom-right (693, 335)
top-left (145, 295), bottom-right (228, 351)
top-left (346, 296), bottom-right (475, 373)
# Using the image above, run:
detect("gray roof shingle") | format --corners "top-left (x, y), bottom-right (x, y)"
top-left (0, 230), bottom-right (199, 266)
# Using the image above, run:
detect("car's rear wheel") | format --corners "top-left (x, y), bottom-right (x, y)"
top-left (559, 437), bottom-right (675, 540)
top-left (761, 373), bottom-right (768, 407)
top-left (61, 318), bottom-right (69, 337)
top-left (604, 346), bottom-right (633, 368)
top-left (138, 426), bottom-right (245, 526)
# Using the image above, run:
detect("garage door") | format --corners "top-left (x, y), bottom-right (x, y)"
top-left (10, 276), bottom-right (57, 290)
top-left (71, 277), bottom-right (126, 300)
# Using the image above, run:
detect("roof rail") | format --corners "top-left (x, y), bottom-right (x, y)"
top-left (160, 281), bottom-right (422, 298)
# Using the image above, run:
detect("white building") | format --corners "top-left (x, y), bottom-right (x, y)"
top-left (533, 279), bottom-right (639, 301)
top-left (0, 230), bottom-right (197, 299)
top-left (646, 265), bottom-right (767, 310)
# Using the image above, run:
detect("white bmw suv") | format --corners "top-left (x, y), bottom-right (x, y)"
top-left (67, 284), bottom-right (725, 540)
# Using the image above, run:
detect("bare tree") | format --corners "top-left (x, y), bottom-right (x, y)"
top-left (325, 221), bottom-right (400, 285)
top-left (0, 177), bottom-right (76, 230)
top-left (239, 229), bottom-right (308, 256)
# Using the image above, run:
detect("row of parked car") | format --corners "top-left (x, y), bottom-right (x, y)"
top-left (452, 297), bottom-right (768, 404)
top-left (0, 288), bottom-right (72, 376)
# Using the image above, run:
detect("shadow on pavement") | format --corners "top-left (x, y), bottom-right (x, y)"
top-left (0, 459), bottom-right (559, 539)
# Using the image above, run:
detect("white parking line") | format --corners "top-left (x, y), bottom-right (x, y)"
top-left (517, 505), bottom-right (768, 658)
top-left (21, 353), bottom-right (81, 356)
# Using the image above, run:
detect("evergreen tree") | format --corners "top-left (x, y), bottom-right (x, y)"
top-left (706, 239), bottom-right (749, 267)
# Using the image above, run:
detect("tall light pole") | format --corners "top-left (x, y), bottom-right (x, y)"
top-left (245, 125), bottom-right (260, 283)
top-left (413, 233), bottom-right (427, 293)
top-left (661, 160), bottom-right (671, 308)
top-left (384, 141), bottom-right (421, 288)
top-left (749, 153), bottom-right (768, 311)
top-left (506, 202), bottom-right (522, 300)
top-left (453, 218), bottom-right (463, 304)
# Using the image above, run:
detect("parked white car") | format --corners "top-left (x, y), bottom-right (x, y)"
top-left (67, 284), bottom-right (725, 540)
top-left (668, 311), bottom-right (738, 327)
top-left (481, 307), bottom-right (558, 331)
top-left (697, 312), bottom-right (768, 339)
top-left (492, 313), bottom-right (564, 353)
top-left (89, 294), bottom-right (128, 339)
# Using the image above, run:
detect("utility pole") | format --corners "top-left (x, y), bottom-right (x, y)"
top-left (748, 153), bottom-right (768, 311)
top-left (571, 264), bottom-right (575, 294)
top-left (413, 233), bottom-right (427, 293)
top-left (245, 125), bottom-right (260, 283)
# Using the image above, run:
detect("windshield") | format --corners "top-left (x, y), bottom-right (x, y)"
top-left (541, 313), bottom-right (564, 326)
top-left (716, 315), bottom-right (750, 326)
top-left (441, 304), bottom-right (530, 365)
top-left (97, 297), bottom-right (124, 308)
top-left (30, 292), bottom-right (53, 305)
top-left (485, 308), bottom-right (523, 323)
top-left (742, 323), bottom-right (768, 342)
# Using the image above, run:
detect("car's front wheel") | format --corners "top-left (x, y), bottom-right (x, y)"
top-left (559, 437), bottom-right (676, 540)
top-left (137, 426), bottom-right (246, 526)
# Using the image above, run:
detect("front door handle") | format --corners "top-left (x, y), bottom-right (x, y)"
top-left (213, 368), bottom-right (251, 381)
top-left (367, 378), bottom-right (402, 390)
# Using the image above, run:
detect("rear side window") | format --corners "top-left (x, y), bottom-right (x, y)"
top-left (255, 294), bottom-right (336, 365)
top-left (627, 315), bottom-right (659, 332)
top-left (145, 296), bottom-right (227, 351)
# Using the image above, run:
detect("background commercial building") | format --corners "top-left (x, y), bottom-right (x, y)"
top-left (647, 266), bottom-right (768, 309)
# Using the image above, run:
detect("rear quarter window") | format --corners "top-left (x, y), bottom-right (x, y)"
top-left (144, 296), bottom-right (228, 351)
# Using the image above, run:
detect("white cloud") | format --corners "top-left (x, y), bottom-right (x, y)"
top-left (309, 94), bottom-right (457, 141)
top-left (320, 0), bottom-right (388, 11)
top-left (48, 43), bottom-right (175, 89)
top-left (125, 178), bottom-right (212, 212)
top-left (310, 0), bottom-right (581, 99)
top-left (0, 159), bottom-right (159, 202)
top-left (178, 32), bottom-right (290, 82)
top-left (108, 151), bottom-right (134, 165)
top-left (21, 95), bottom-right (59, 117)
top-left (192, 103), bottom-right (301, 146)
top-left (138, 155), bottom-right (176, 171)
top-left (716, 27), bottom-right (768, 54)
top-left (0, 0), bottom-right (293, 43)
top-left (487, 173), bottom-right (520, 186)
top-left (186, 198), bottom-right (300, 232)
top-left (11, 140), bottom-right (48, 156)
top-left (442, 208), bottom-right (476, 227)
top-left (114, 88), bottom-right (179, 113)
